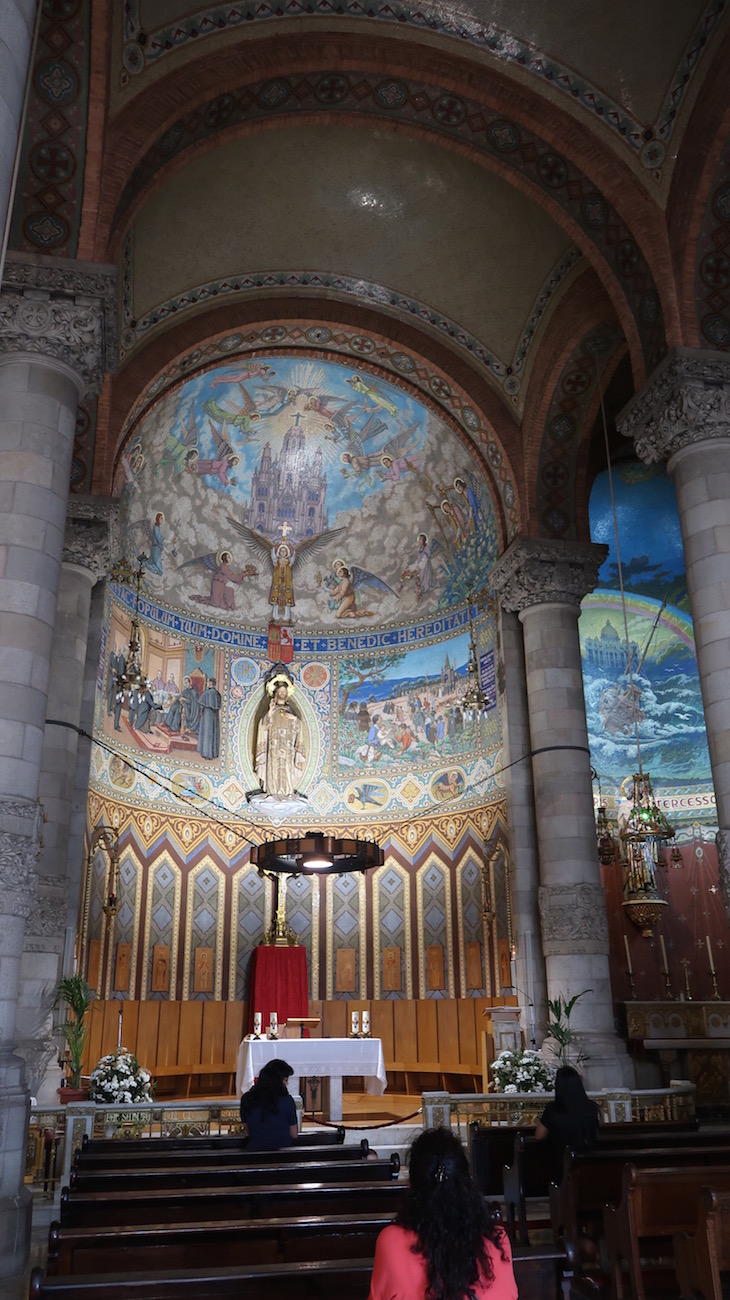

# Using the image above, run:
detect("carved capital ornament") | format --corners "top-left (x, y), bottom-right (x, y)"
top-left (617, 348), bottom-right (730, 465)
top-left (490, 536), bottom-right (607, 613)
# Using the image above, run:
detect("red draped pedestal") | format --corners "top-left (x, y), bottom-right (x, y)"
top-left (247, 945), bottom-right (309, 1033)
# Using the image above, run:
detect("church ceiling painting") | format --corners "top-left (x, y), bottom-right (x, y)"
top-left (581, 462), bottom-right (715, 831)
top-left (116, 354), bottom-right (498, 625)
top-left (100, 355), bottom-right (502, 825)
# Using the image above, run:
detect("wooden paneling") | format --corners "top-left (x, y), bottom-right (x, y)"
top-left (370, 999), bottom-right (394, 1063)
top-left (100, 1001), bottom-right (122, 1057)
top-left (179, 1001), bottom-right (203, 1066)
top-left (457, 998), bottom-right (478, 1066)
top-left (392, 1000), bottom-right (417, 1066)
top-left (322, 1000), bottom-right (347, 1039)
top-left (436, 999), bottom-right (459, 1068)
top-left (201, 1001), bottom-right (226, 1064)
top-left (416, 999), bottom-right (438, 1063)
top-left (224, 1001), bottom-right (246, 1063)
top-left (136, 1000), bottom-right (160, 1071)
top-left (121, 999), bottom-right (140, 1054)
top-left (83, 1000), bottom-right (104, 1074)
top-left (157, 1001), bottom-right (181, 1066)
top-left (308, 999), bottom-right (324, 1037)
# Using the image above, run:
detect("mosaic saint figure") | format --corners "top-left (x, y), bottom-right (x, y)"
top-left (197, 677), bottom-right (222, 760)
top-left (255, 675), bottom-right (306, 800)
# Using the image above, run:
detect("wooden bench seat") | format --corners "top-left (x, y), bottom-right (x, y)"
top-left (48, 1211), bottom-right (393, 1275)
top-left (604, 1163), bottom-right (730, 1300)
top-left (68, 1154), bottom-right (400, 1195)
top-left (31, 1256), bottom-right (376, 1299)
top-left (674, 1185), bottom-right (730, 1300)
top-left (550, 1142), bottom-right (730, 1257)
top-left (74, 1138), bottom-right (368, 1172)
top-left (59, 1178), bottom-right (409, 1229)
top-left (79, 1128), bottom-right (346, 1157)
top-left (36, 1241), bottom-right (575, 1300)
top-left (388, 1060), bottom-right (480, 1092)
top-left (151, 1063), bottom-right (236, 1097)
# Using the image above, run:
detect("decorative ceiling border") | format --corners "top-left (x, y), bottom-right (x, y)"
top-left (536, 325), bottom-right (625, 539)
top-left (695, 129), bottom-right (730, 351)
top-left (118, 321), bottom-right (519, 537)
top-left (112, 70), bottom-right (666, 369)
top-left (120, 245), bottom-right (583, 412)
top-left (118, 0), bottom-right (727, 177)
top-left (10, 0), bottom-right (90, 256)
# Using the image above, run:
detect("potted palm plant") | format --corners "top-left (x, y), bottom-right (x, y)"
top-left (54, 973), bottom-right (94, 1101)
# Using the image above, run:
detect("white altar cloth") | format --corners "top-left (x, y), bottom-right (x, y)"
top-left (235, 1037), bottom-right (387, 1122)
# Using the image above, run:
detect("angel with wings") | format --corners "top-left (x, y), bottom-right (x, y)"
top-left (126, 511), bottom-right (165, 574)
top-left (178, 549), bottom-right (258, 611)
top-left (323, 558), bottom-right (396, 620)
top-left (193, 420), bottom-right (240, 488)
top-left (340, 422), bottom-right (420, 495)
top-left (155, 408), bottom-right (198, 476)
top-left (202, 382), bottom-right (261, 441)
top-left (225, 519), bottom-right (346, 622)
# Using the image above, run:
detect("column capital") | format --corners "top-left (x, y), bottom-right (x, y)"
top-left (0, 797), bottom-right (43, 921)
top-left (617, 347), bottom-right (730, 464)
top-left (0, 252), bottom-right (117, 397)
top-left (490, 536), bottom-right (607, 613)
top-left (64, 497), bottom-right (120, 582)
top-left (538, 883), bottom-right (609, 955)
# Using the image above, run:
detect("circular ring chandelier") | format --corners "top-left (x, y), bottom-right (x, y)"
top-left (251, 834), bottom-right (383, 876)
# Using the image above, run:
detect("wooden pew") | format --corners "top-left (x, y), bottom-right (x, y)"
top-left (604, 1164), bottom-right (730, 1300)
top-left (31, 1257), bottom-right (376, 1299)
top-left (67, 1153), bottom-right (400, 1194)
top-left (74, 1137), bottom-right (367, 1172)
top-left (503, 1134), bottom-right (553, 1245)
top-left (77, 1128), bottom-right (346, 1158)
top-left (36, 1242), bottom-right (575, 1299)
top-left (59, 1178), bottom-right (409, 1229)
top-left (674, 1185), bottom-right (730, 1300)
top-left (47, 1211), bottom-right (393, 1275)
top-left (550, 1142), bottom-right (730, 1257)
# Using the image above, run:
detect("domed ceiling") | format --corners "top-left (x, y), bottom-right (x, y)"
top-left (116, 353), bottom-right (498, 629)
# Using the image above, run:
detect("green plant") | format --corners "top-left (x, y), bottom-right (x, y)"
top-left (54, 973), bottom-right (94, 1088)
top-left (543, 990), bottom-right (592, 1068)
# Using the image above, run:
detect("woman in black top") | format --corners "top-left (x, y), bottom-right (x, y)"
top-left (535, 1065), bottom-right (600, 1184)
top-left (240, 1058), bottom-right (298, 1150)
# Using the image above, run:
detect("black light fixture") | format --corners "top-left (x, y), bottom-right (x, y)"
top-left (251, 834), bottom-right (383, 877)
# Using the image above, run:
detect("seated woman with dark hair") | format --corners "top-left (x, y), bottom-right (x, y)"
top-left (368, 1126), bottom-right (517, 1300)
top-left (239, 1058), bottom-right (298, 1151)
top-left (535, 1064), bottom-right (600, 1184)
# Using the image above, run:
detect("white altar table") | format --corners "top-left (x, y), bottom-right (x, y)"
top-left (235, 1037), bottom-right (387, 1122)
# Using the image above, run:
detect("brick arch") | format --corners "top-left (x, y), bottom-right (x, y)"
top-left (87, 32), bottom-right (674, 378)
top-left (521, 272), bottom-right (627, 538)
top-left (96, 295), bottom-right (526, 545)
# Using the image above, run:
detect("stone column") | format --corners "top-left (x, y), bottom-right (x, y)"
top-left (0, 2), bottom-right (37, 273)
top-left (15, 502), bottom-right (116, 1104)
top-left (496, 609), bottom-right (546, 1046)
top-left (491, 537), bottom-right (634, 1088)
top-left (618, 349), bottom-right (730, 920)
top-left (0, 253), bottom-right (116, 1276)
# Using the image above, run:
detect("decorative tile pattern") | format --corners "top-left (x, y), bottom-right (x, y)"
top-left (537, 327), bottom-right (624, 537)
top-left (696, 130), bottom-right (730, 351)
top-left (231, 866), bottom-right (268, 1001)
top-left (142, 857), bottom-right (181, 999)
top-left (10, 0), bottom-right (91, 256)
top-left (118, 0), bottom-right (726, 174)
top-left (115, 72), bottom-right (665, 368)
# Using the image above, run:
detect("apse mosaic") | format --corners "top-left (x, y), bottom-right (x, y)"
top-left (115, 354), bottom-right (497, 627)
top-left (581, 462), bottom-right (714, 830)
top-left (94, 594), bottom-right (500, 823)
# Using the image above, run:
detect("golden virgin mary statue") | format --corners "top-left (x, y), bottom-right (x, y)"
top-left (255, 673), bottom-right (306, 800)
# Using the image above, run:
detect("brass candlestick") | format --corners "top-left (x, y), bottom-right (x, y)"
top-left (710, 970), bottom-right (721, 1000)
top-left (662, 969), bottom-right (674, 999)
top-left (626, 969), bottom-right (636, 1000)
top-left (680, 958), bottom-right (692, 1001)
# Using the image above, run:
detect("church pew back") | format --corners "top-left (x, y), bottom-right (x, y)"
top-left (605, 1163), bottom-right (730, 1300)
top-left (67, 1154), bottom-right (400, 1194)
top-left (59, 1178), bottom-right (409, 1228)
top-left (674, 1185), bottom-right (730, 1300)
top-left (74, 1138), bottom-right (366, 1171)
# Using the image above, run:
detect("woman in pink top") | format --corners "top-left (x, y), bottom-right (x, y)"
top-left (368, 1127), bottom-right (517, 1300)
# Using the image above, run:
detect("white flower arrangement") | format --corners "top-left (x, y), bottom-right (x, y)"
top-left (490, 1048), bottom-right (556, 1094)
top-left (89, 1049), bottom-right (154, 1104)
